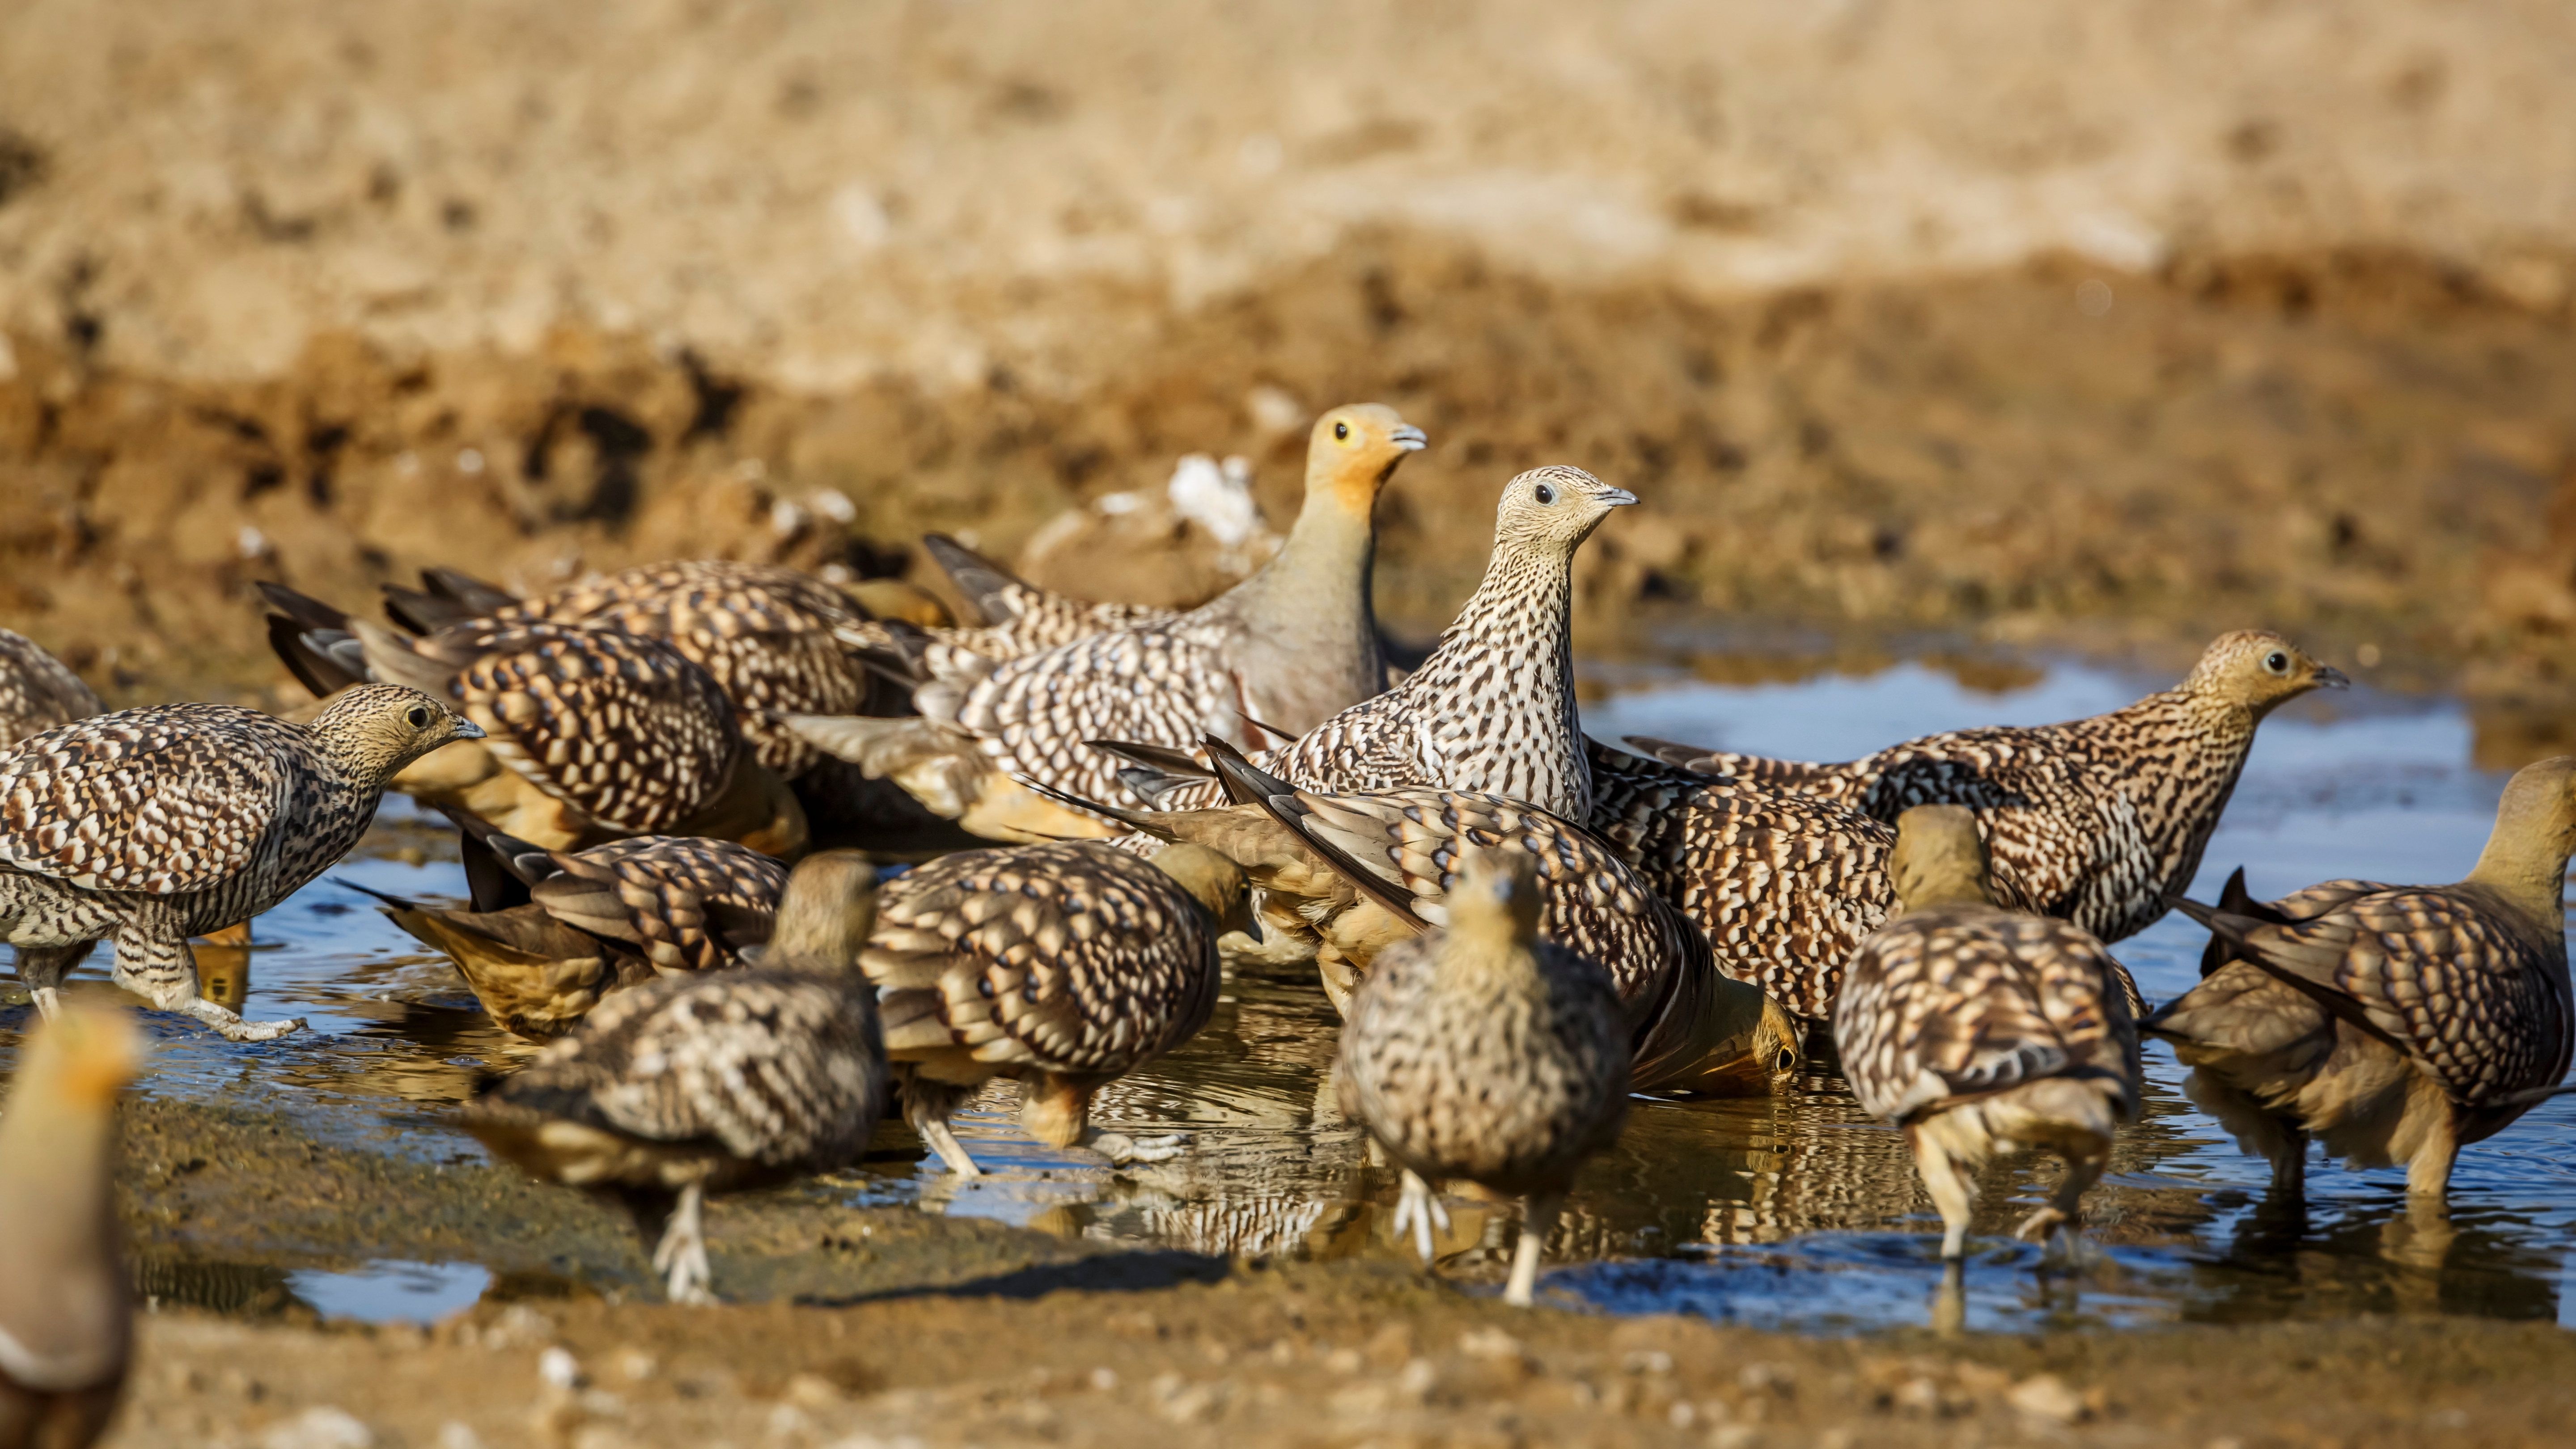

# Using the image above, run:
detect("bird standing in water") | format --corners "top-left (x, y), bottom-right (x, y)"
top-left (1335, 848), bottom-right (1630, 1307)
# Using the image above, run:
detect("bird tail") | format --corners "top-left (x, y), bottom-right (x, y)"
top-left (2164, 894), bottom-right (2408, 1054)
top-left (1623, 735), bottom-right (1840, 787)
top-left (1196, 738), bottom-right (1429, 932)
top-left (258, 581), bottom-right (374, 698)
top-left (434, 805), bottom-right (553, 910)
top-left (920, 533), bottom-right (1027, 627)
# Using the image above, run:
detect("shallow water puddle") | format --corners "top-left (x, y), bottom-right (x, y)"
top-left (4, 652), bottom-right (2570, 1330)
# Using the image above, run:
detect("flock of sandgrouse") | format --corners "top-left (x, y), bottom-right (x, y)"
top-left (6, 403), bottom-right (2576, 1436)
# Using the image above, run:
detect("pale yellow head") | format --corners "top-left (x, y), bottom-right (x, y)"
top-left (1147, 841), bottom-right (1252, 933)
top-left (1888, 804), bottom-right (1999, 913)
top-left (1305, 402), bottom-right (1427, 518)
top-left (2466, 755), bottom-right (2576, 928)
top-left (767, 849), bottom-right (881, 970)
top-left (2180, 631), bottom-right (2349, 717)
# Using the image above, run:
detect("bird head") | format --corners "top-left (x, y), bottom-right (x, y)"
top-left (309, 683), bottom-right (485, 782)
top-left (766, 849), bottom-right (881, 971)
top-left (1146, 842), bottom-right (1252, 935)
top-left (1448, 845), bottom-right (1546, 946)
top-left (21, 1002), bottom-right (145, 1110)
top-left (2182, 631), bottom-right (2349, 717)
top-left (1888, 804), bottom-right (1999, 913)
top-left (2466, 755), bottom-right (2576, 924)
top-left (1491, 465), bottom-right (1637, 559)
top-left (1306, 402), bottom-right (1427, 517)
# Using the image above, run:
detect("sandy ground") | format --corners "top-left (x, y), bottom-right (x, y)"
top-left (1, 0), bottom-right (2574, 722)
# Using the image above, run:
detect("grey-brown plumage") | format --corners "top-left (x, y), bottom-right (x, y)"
top-left (262, 583), bottom-right (799, 854)
top-left (388, 560), bottom-right (898, 779)
top-left (1336, 848), bottom-right (1630, 1306)
top-left (856, 839), bottom-right (1245, 1175)
top-left (1071, 742), bottom-right (1801, 1096)
top-left (0, 1004), bottom-right (139, 1449)
top-left (1835, 805), bottom-right (2143, 1261)
top-left (0, 631), bottom-right (99, 750)
top-left (786, 406), bottom-right (1426, 842)
top-left (355, 817), bottom-right (788, 1041)
top-left (2146, 755), bottom-right (2576, 1198)
top-left (460, 851), bottom-right (887, 1303)
top-left (1633, 631), bottom-right (2348, 943)
top-left (0, 685), bottom-right (479, 1041)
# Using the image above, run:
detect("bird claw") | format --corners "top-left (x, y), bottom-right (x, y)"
top-left (1392, 1171), bottom-right (1450, 1264)
top-left (2012, 1206), bottom-right (2066, 1242)
top-left (1088, 1131), bottom-right (1184, 1165)
top-left (1217, 929), bottom-right (1316, 968)
top-left (210, 1014), bottom-right (305, 1043)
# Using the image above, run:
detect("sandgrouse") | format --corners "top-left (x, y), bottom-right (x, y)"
top-left (1, 686), bottom-right (477, 1041)
top-left (0, 631), bottom-right (99, 750)
top-left (1336, 848), bottom-right (1631, 1307)
top-left (786, 404), bottom-right (1427, 841)
top-left (1835, 805), bottom-right (2144, 1262)
top-left (461, 851), bottom-right (889, 1303)
top-left (1633, 631), bottom-right (2347, 942)
top-left (2147, 755), bottom-right (2576, 1198)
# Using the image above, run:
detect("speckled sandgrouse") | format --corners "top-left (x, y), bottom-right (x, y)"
top-left (0, 1004), bottom-right (140, 1449)
top-left (1336, 847), bottom-right (1631, 1307)
top-left (915, 533), bottom-right (1179, 661)
top-left (1633, 631), bottom-right (2348, 943)
top-left (353, 813), bottom-right (788, 1041)
top-left (1067, 740), bottom-right (1801, 1096)
top-left (1835, 805), bottom-right (2144, 1261)
top-left (384, 559), bottom-right (924, 779)
top-left (0, 686), bottom-right (477, 1041)
top-left (0, 631), bottom-right (100, 750)
top-left (843, 839), bottom-right (1245, 1176)
top-left (262, 582), bottom-right (802, 856)
top-left (461, 851), bottom-right (888, 1303)
top-left (785, 405), bottom-right (1427, 842)
top-left (1096, 465), bottom-right (1636, 838)
top-left (2147, 755), bottom-right (2576, 1198)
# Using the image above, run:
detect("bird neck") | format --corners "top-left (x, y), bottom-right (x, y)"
top-left (1209, 478), bottom-right (1381, 690)
top-left (0, 1089), bottom-right (116, 1286)
top-left (1399, 540), bottom-right (1589, 815)
top-left (1898, 873), bottom-right (1996, 914)
top-left (767, 893), bottom-right (876, 972)
top-left (1435, 913), bottom-right (1550, 1000)
top-left (2464, 835), bottom-right (2576, 939)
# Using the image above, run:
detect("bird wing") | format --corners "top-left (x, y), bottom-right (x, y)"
top-left (530, 836), bottom-right (789, 972)
top-left (0, 629), bottom-right (102, 743)
top-left (445, 623), bottom-right (744, 834)
top-left (0, 705), bottom-right (294, 893)
top-left (1621, 736), bottom-right (1856, 794)
top-left (921, 534), bottom-right (1180, 651)
top-left (861, 841), bottom-right (1220, 1075)
top-left (957, 624), bottom-right (1256, 809)
top-left (2182, 885), bottom-right (2568, 1108)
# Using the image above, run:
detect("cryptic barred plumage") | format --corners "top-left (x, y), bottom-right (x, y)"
top-left (0, 686), bottom-right (479, 1040)
top-left (917, 533), bottom-right (1180, 662)
top-left (261, 583), bottom-right (794, 852)
top-left (854, 839), bottom-right (1245, 1176)
top-left (2147, 756), bottom-right (2576, 1198)
top-left (1633, 631), bottom-right (2347, 942)
top-left (1835, 805), bottom-right (2144, 1261)
top-left (356, 816), bottom-right (789, 1040)
top-left (0, 1004), bottom-right (140, 1449)
top-left (460, 850), bottom-right (888, 1303)
top-left (1129, 465), bottom-right (1636, 830)
top-left (0, 631), bottom-right (100, 750)
top-left (1336, 848), bottom-right (1631, 1307)
top-left (1073, 741), bottom-right (1800, 1096)
top-left (389, 559), bottom-right (901, 778)
top-left (786, 405), bottom-right (1426, 842)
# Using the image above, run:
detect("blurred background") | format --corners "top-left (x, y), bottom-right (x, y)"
top-left (1, 0), bottom-right (2572, 757)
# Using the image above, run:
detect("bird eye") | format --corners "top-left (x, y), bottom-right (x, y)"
top-left (406, 706), bottom-right (431, 728)
top-left (1776, 1048), bottom-right (1796, 1074)
top-left (1534, 483), bottom-right (1555, 505)
top-left (1333, 420), bottom-right (1350, 441)
top-left (2263, 651), bottom-right (2288, 674)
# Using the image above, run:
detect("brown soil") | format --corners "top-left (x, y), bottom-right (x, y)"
top-left (110, 1272), bottom-right (2576, 1448)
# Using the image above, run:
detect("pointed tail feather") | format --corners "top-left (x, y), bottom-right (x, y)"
top-left (1198, 738), bottom-right (1428, 933)
top-left (2160, 894), bottom-right (2411, 1054)
top-left (266, 614), bottom-right (362, 699)
top-left (382, 583), bottom-right (484, 635)
top-left (423, 567), bottom-right (522, 616)
top-left (920, 534), bottom-right (1026, 626)
top-left (1201, 737), bottom-right (1299, 807)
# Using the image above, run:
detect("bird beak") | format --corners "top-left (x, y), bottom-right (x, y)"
top-left (453, 717), bottom-right (488, 739)
top-left (2315, 666), bottom-right (2351, 690)
top-left (1599, 487), bottom-right (1640, 507)
top-left (1389, 425), bottom-right (1427, 452)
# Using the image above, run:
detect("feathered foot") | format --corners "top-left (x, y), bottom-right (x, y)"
top-left (1930, 1259), bottom-right (1969, 1337)
top-left (1392, 1169), bottom-right (1450, 1265)
top-left (1216, 929), bottom-right (1318, 969)
top-left (183, 999), bottom-right (306, 1042)
top-left (1504, 1194), bottom-right (1563, 1308)
top-left (651, 1183), bottom-right (717, 1305)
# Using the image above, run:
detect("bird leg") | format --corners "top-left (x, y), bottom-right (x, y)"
top-left (1391, 1169), bottom-right (1450, 1265)
top-left (1505, 1193), bottom-right (1564, 1308)
top-left (2018, 1150), bottom-right (2106, 1263)
top-left (2404, 1087), bottom-right (2462, 1199)
top-left (2269, 1125), bottom-right (2308, 1197)
top-left (1909, 1125), bottom-right (1978, 1261)
top-left (12, 943), bottom-right (93, 1022)
top-left (111, 914), bottom-right (303, 1042)
top-left (905, 1079), bottom-right (983, 1178)
top-left (1019, 1071), bottom-right (1186, 1165)
top-left (649, 1183), bottom-right (717, 1305)
top-left (1930, 1259), bottom-right (1969, 1338)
